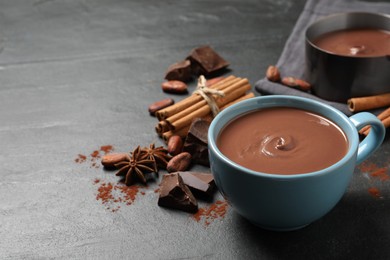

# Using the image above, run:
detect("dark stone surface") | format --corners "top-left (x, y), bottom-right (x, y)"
top-left (1, 0), bottom-right (389, 259)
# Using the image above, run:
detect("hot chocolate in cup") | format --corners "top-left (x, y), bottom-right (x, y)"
top-left (305, 12), bottom-right (390, 102)
top-left (208, 95), bottom-right (385, 231)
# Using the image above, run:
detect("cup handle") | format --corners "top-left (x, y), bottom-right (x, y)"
top-left (349, 112), bottom-right (385, 165)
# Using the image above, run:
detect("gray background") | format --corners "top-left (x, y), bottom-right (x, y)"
top-left (1, 0), bottom-right (389, 259)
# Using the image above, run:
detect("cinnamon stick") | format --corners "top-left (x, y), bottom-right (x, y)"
top-left (360, 106), bottom-right (390, 135)
top-left (168, 81), bottom-right (251, 131)
top-left (156, 75), bottom-right (238, 120)
top-left (362, 116), bottom-right (390, 136)
top-left (163, 126), bottom-right (190, 143)
top-left (155, 120), bottom-right (169, 137)
top-left (162, 92), bottom-right (255, 142)
top-left (206, 77), bottom-right (225, 87)
top-left (156, 101), bottom-right (206, 134)
top-left (348, 93), bottom-right (390, 112)
top-left (377, 107), bottom-right (390, 121)
top-left (155, 77), bottom-right (249, 135)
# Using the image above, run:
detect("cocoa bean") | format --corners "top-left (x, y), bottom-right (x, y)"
top-left (161, 80), bottom-right (188, 94)
top-left (281, 77), bottom-right (311, 91)
top-left (167, 135), bottom-right (183, 156)
top-left (266, 65), bottom-right (281, 82)
top-left (101, 153), bottom-right (128, 169)
top-left (148, 98), bottom-right (175, 116)
top-left (166, 152), bottom-right (192, 172)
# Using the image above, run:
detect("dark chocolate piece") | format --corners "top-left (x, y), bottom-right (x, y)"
top-left (188, 172), bottom-right (215, 189)
top-left (158, 173), bottom-right (198, 213)
top-left (164, 59), bottom-right (193, 82)
top-left (187, 45), bottom-right (229, 76)
top-left (179, 171), bottom-right (215, 198)
top-left (183, 118), bottom-right (210, 166)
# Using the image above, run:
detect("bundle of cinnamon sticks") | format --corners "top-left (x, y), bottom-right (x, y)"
top-left (155, 75), bottom-right (254, 142)
top-left (347, 93), bottom-right (390, 136)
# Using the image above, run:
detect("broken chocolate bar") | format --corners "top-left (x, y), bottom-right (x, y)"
top-left (187, 45), bottom-right (229, 76)
top-left (164, 59), bottom-right (193, 82)
top-left (179, 171), bottom-right (215, 198)
top-left (183, 118), bottom-right (210, 166)
top-left (187, 172), bottom-right (215, 189)
top-left (158, 173), bottom-right (198, 213)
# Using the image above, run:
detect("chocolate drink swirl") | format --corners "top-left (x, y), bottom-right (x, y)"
top-left (217, 108), bottom-right (348, 174)
top-left (312, 28), bottom-right (390, 57)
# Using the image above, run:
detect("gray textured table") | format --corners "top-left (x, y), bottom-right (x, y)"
top-left (1, 0), bottom-right (389, 259)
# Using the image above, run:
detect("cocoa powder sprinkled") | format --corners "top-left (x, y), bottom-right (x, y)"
top-left (94, 179), bottom-right (145, 211)
top-left (100, 145), bottom-right (114, 154)
top-left (192, 200), bottom-right (229, 226)
top-left (358, 161), bottom-right (389, 198)
top-left (359, 161), bottom-right (380, 173)
top-left (371, 168), bottom-right (390, 181)
top-left (368, 187), bottom-right (382, 199)
top-left (74, 145), bottom-right (115, 168)
top-left (75, 154), bottom-right (87, 163)
top-left (91, 150), bottom-right (100, 159)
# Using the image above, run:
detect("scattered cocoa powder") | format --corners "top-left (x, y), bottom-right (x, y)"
top-left (75, 154), bottom-right (87, 163)
top-left (359, 161), bottom-right (389, 199)
top-left (94, 179), bottom-right (146, 211)
top-left (78, 145), bottom-right (227, 222)
top-left (371, 168), bottom-right (390, 181)
top-left (91, 150), bottom-right (100, 159)
top-left (74, 145), bottom-right (115, 168)
top-left (192, 200), bottom-right (229, 226)
top-left (100, 145), bottom-right (114, 154)
top-left (359, 161), bottom-right (380, 173)
top-left (368, 187), bottom-right (382, 199)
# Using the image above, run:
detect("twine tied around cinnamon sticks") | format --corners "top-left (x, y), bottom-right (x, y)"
top-left (193, 75), bottom-right (225, 117)
top-left (154, 75), bottom-right (255, 142)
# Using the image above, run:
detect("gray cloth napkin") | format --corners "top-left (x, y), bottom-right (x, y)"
top-left (255, 0), bottom-right (390, 116)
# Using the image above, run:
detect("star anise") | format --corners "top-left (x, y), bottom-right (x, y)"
top-left (140, 143), bottom-right (172, 172)
top-left (114, 146), bottom-right (155, 185)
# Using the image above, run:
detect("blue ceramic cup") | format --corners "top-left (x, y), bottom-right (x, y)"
top-left (208, 95), bottom-right (385, 231)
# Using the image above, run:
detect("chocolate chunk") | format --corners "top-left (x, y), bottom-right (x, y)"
top-left (158, 173), bottom-right (198, 213)
top-left (183, 118), bottom-right (210, 166)
top-left (187, 45), bottom-right (229, 76)
top-left (189, 172), bottom-right (215, 189)
top-left (164, 59), bottom-right (193, 82)
top-left (179, 171), bottom-right (215, 198)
